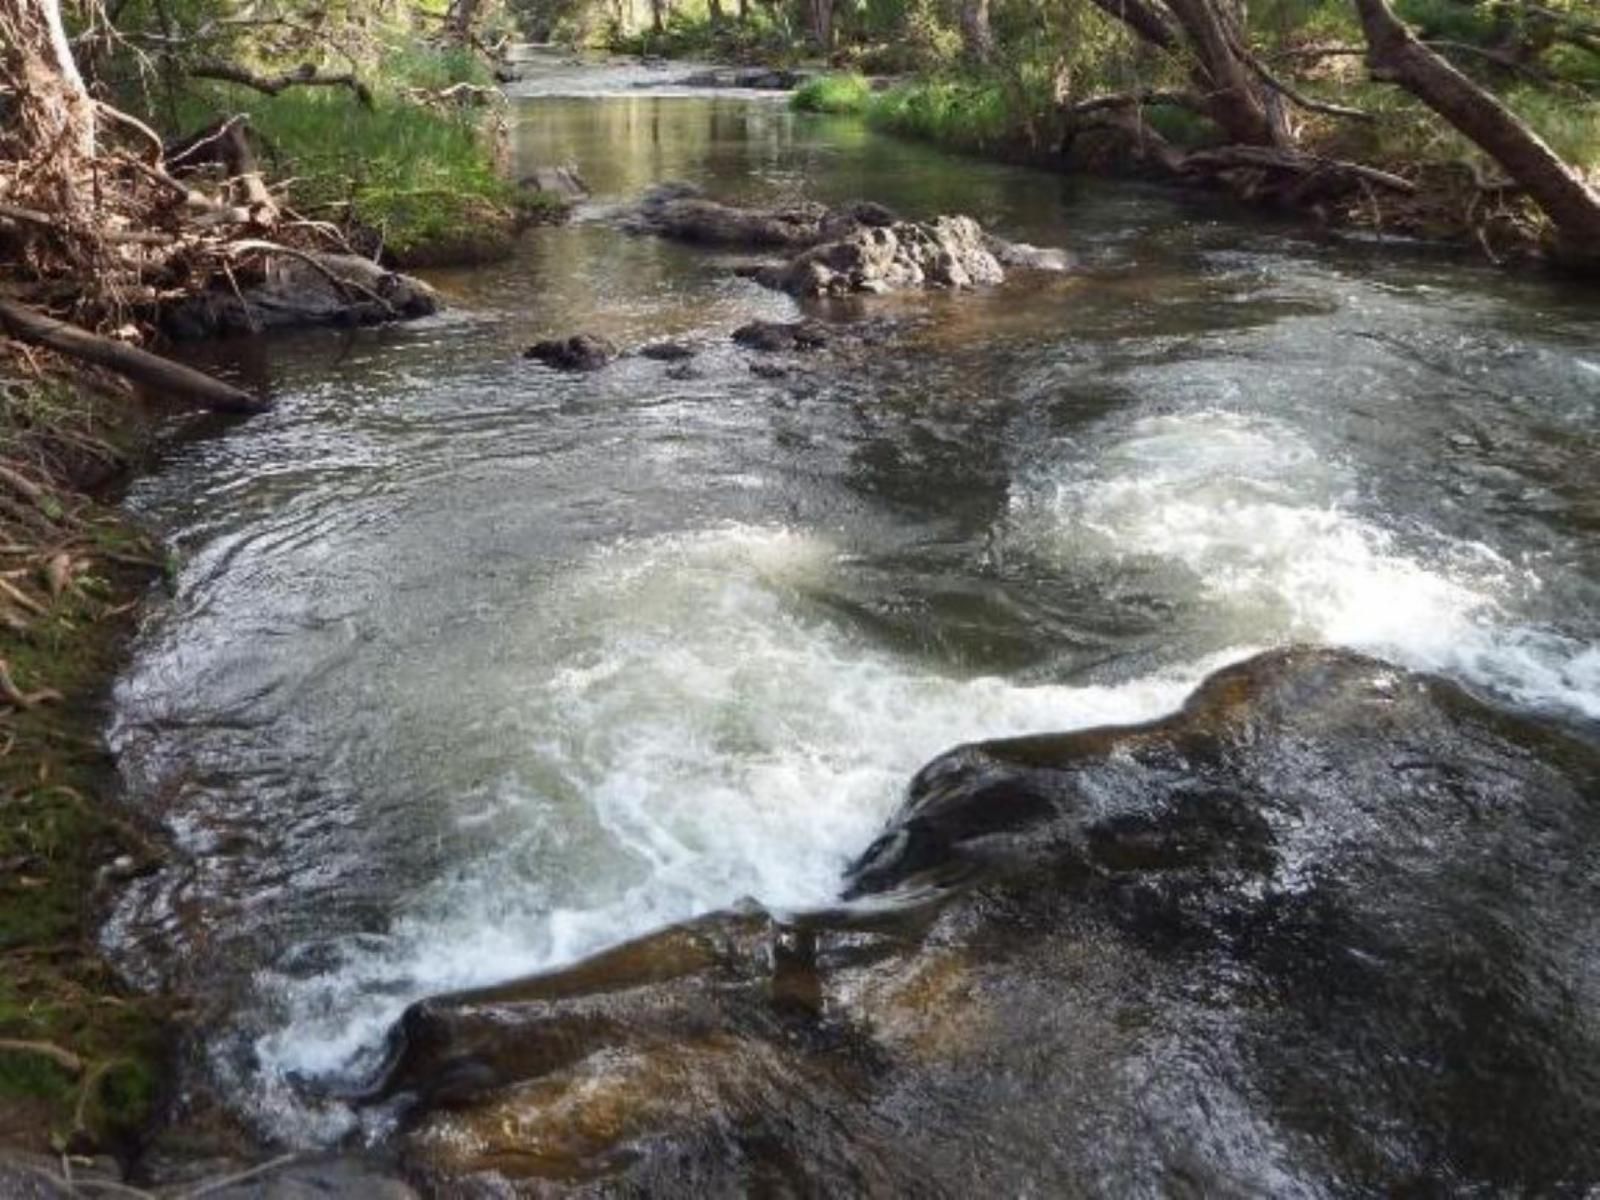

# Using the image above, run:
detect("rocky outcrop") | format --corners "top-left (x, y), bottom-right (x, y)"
top-left (754, 216), bottom-right (1007, 296)
top-left (365, 648), bottom-right (1600, 1196)
top-left (160, 252), bottom-right (439, 340)
top-left (523, 333), bottom-right (617, 371)
top-left (626, 185), bottom-right (1068, 296)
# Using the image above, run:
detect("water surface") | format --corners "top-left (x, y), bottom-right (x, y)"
top-left (109, 66), bottom-right (1600, 1144)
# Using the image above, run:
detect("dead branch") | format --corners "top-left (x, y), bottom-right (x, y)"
top-left (189, 58), bottom-right (374, 107)
top-left (0, 298), bottom-right (270, 413)
top-left (0, 1038), bottom-right (83, 1074)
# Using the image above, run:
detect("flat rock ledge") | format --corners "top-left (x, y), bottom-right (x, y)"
top-left (624, 183), bottom-right (1070, 297)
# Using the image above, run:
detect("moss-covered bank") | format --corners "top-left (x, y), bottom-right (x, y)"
top-left (0, 372), bottom-right (171, 1164)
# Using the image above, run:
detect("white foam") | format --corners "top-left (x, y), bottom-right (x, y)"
top-left (243, 524), bottom-right (1226, 1142)
top-left (1009, 409), bottom-right (1600, 718)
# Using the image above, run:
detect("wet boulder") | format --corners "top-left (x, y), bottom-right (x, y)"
top-left (160, 252), bottom-right (439, 340)
top-left (624, 183), bottom-right (873, 249)
top-left (372, 648), bottom-right (1600, 1196)
top-left (523, 334), bottom-right (617, 371)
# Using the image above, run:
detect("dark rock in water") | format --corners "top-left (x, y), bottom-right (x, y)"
top-left (161, 252), bottom-right (439, 340)
top-left (638, 339), bottom-right (697, 361)
top-left (749, 360), bottom-right (790, 379)
top-left (731, 319), bottom-right (830, 352)
top-left (523, 334), bottom-right (617, 371)
top-left (372, 648), bottom-right (1600, 1196)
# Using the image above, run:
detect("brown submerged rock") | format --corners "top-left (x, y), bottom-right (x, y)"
top-left (371, 648), bottom-right (1600, 1196)
top-left (523, 334), bottom-right (618, 372)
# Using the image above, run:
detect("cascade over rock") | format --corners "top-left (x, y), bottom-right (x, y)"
top-left (366, 648), bottom-right (1600, 1196)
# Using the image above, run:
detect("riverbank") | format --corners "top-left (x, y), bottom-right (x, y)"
top-left (0, 369), bottom-right (169, 1167)
top-left (789, 70), bottom-right (1593, 266)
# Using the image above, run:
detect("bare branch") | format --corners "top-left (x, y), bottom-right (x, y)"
top-left (189, 58), bottom-right (373, 106)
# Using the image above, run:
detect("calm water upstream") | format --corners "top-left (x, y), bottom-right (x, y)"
top-left (107, 55), bottom-right (1600, 1149)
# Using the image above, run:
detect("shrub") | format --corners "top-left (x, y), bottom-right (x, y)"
top-left (791, 73), bottom-right (873, 114)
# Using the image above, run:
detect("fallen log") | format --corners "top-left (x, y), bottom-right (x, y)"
top-left (0, 298), bottom-right (270, 414)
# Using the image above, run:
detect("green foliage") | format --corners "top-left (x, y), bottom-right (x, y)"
top-left (865, 66), bottom-right (1066, 153)
top-left (791, 72), bottom-right (873, 114)
top-left (160, 44), bottom-right (515, 260)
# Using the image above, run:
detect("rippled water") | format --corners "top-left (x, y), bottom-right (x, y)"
top-left (108, 59), bottom-right (1600, 1145)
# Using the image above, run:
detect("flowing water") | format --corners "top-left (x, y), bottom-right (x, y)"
top-left (107, 55), bottom-right (1600, 1150)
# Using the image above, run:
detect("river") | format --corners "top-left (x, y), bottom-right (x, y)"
top-left (106, 54), bottom-right (1600, 1163)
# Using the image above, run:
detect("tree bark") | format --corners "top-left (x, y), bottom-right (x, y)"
top-left (809, 0), bottom-right (834, 53)
top-left (0, 0), bottom-right (97, 164)
top-left (1353, 0), bottom-right (1600, 266)
top-left (960, 0), bottom-right (995, 64)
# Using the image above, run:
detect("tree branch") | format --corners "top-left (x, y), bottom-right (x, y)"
top-left (189, 58), bottom-right (373, 106)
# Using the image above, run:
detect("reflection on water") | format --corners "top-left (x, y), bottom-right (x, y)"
top-left (109, 70), bottom-right (1600, 1150)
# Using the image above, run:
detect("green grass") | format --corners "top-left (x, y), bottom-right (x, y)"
top-left (156, 44), bottom-right (516, 262)
top-left (791, 73), bottom-right (873, 115)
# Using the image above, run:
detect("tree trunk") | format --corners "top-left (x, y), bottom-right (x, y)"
top-left (0, 0), bottom-right (97, 165)
top-left (1353, 0), bottom-right (1600, 266)
top-left (1163, 0), bottom-right (1290, 146)
top-left (1085, 0), bottom-right (1288, 147)
top-left (960, 0), bottom-right (994, 64)
top-left (809, 0), bottom-right (833, 53)
top-left (444, 0), bottom-right (483, 43)
top-left (708, 0), bottom-right (724, 25)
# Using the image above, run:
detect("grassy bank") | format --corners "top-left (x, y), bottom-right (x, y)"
top-left (0, 371), bottom-right (170, 1162)
top-left (150, 44), bottom-right (561, 267)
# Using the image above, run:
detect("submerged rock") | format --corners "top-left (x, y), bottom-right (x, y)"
top-left (731, 319), bottom-right (830, 352)
top-left (161, 252), bottom-right (439, 339)
top-left (370, 648), bottom-right (1600, 1195)
top-left (523, 334), bottom-right (617, 371)
top-left (637, 339), bottom-right (697, 361)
